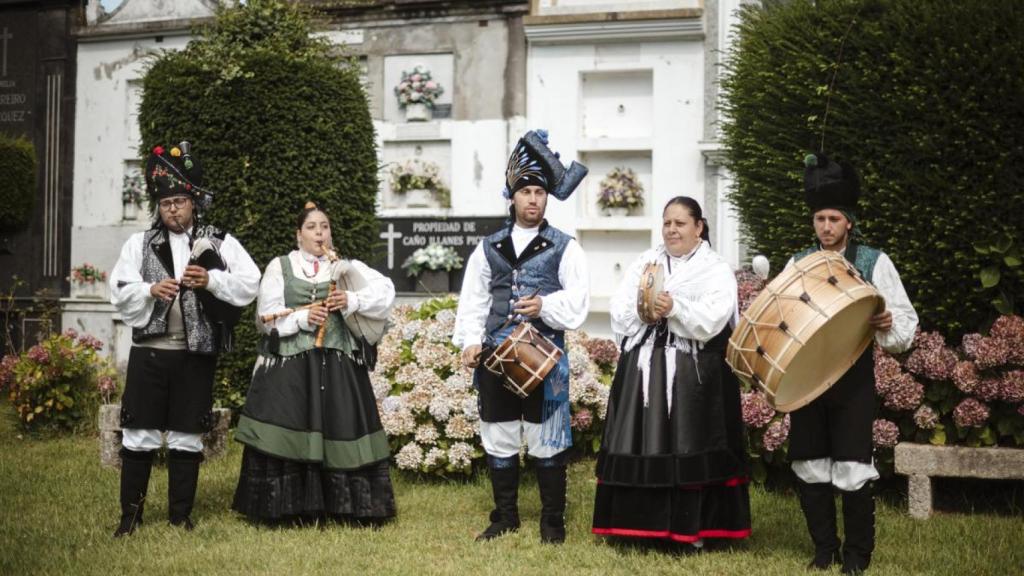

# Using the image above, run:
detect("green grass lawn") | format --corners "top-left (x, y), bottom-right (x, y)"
top-left (1, 410), bottom-right (1021, 576)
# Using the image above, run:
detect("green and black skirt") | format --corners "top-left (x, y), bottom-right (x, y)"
top-left (232, 348), bottom-right (396, 523)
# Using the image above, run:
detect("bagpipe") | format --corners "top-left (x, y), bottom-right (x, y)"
top-left (259, 242), bottom-right (390, 368)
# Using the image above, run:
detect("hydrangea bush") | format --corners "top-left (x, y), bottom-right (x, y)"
top-left (372, 296), bottom-right (613, 478)
top-left (0, 329), bottom-right (120, 433)
top-left (735, 268), bottom-right (1024, 480)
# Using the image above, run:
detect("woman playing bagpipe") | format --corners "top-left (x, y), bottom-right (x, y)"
top-left (232, 202), bottom-right (397, 526)
top-left (591, 196), bottom-right (751, 548)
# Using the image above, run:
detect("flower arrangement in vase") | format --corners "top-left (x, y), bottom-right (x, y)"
top-left (597, 166), bottom-right (644, 217)
top-left (394, 65), bottom-right (444, 122)
top-left (389, 158), bottom-right (450, 208)
top-left (68, 263), bottom-right (108, 299)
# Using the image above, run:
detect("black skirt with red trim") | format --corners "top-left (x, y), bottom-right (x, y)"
top-left (592, 327), bottom-right (751, 542)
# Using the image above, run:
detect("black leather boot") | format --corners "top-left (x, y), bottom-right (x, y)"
top-left (797, 480), bottom-right (842, 570)
top-left (167, 449), bottom-right (203, 530)
top-left (536, 465), bottom-right (567, 544)
top-left (476, 462), bottom-right (520, 541)
top-left (841, 484), bottom-right (875, 574)
top-left (113, 448), bottom-right (154, 538)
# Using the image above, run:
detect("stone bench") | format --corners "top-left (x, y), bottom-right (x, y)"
top-left (98, 404), bottom-right (232, 468)
top-left (894, 442), bottom-right (1024, 519)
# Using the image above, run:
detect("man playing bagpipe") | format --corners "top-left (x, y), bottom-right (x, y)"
top-left (108, 142), bottom-right (260, 536)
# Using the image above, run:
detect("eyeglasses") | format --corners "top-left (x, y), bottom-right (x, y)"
top-left (158, 197), bottom-right (190, 210)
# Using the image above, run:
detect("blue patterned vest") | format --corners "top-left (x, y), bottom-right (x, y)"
top-left (482, 221), bottom-right (572, 339)
top-left (134, 225), bottom-right (226, 355)
top-left (793, 242), bottom-right (881, 284)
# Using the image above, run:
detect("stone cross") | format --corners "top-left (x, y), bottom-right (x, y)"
top-left (379, 222), bottom-right (403, 269)
top-left (0, 28), bottom-right (11, 77)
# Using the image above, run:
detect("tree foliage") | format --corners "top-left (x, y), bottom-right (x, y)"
top-left (138, 0), bottom-right (379, 409)
top-left (721, 0), bottom-right (1024, 338)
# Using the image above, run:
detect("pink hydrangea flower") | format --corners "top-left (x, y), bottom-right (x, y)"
top-left (999, 370), bottom-right (1024, 404)
top-left (571, 408), bottom-right (593, 431)
top-left (741, 390), bottom-right (776, 429)
top-left (883, 373), bottom-right (924, 411)
top-left (974, 337), bottom-right (1010, 370)
top-left (953, 398), bottom-right (990, 428)
top-left (961, 333), bottom-right (983, 359)
top-left (974, 376), bottom-right (1002, 402)
top-left (872, 419), bottom-right (899, 448)
top-left (952, 361), bottom-right (979, 394)
top-left (904, 342), bottom-right (957, 381)
top-left (913, 405), bottom-right (939, 430)
top-left (762, 415), bottom-right (790, 452)
top-left (912, 330), bottom-right (946, 351)
top-left (26, 344), bottom-right (49, 364)
top-left (874, 353), bottom-right (903, 396)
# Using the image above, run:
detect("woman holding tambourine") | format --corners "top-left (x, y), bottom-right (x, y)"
top-left (231, 201), bottom-right (397, 526)
top-left (591, 196), bottom-right (751, 548)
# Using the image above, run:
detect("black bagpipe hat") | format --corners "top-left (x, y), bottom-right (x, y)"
top-left (803, 151), bottom-right (860, 213)
top-left (145, 141), bottom-right (213, 209)
top-left (503, 130), bottom-right (588, 201)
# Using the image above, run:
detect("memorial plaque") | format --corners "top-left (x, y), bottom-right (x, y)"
top-left (374, 216), bottom-right (507, 293)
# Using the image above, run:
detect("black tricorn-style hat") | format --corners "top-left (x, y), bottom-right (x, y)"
top-left (504, 130), bottom-right (588, 201)
top-left (145, 141), bottom-right (211, 207)
top-left (803, 152), bottom-right (859, 213)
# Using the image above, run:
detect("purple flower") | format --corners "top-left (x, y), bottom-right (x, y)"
top-left (904, 342), bottom-right (957, 381)
top-left (974, 376), bottom-right (1002, 402)
top-left (913, 405), bottom-right (939, 430)
top-left (0, 355), bottom-right (16, 390)
top-left (912, 330), bottom-right (946, 351)
top-left (26, 344), bottom-right (49, 365)
top-left (990, 315), bottom-right (1024, 365)
top-left (741, 390), bottom-right (777, 429)
top-left (874, 353), bottom-right (903, 396)
top-left (961, 333), bottom-right (983, 359)
top-left (952, 361), bottom-right (979, 394)
top-left (77, 334), bottom-right (103, 351)
top-left (973, 337), bottom-right (1010, 370)
top-left (953, 398), bottom-right (990, 428)
top-left (735, 269), bottom-right (765, 314)
top-left (63, 328), bottom-right (79, 339)
top-left (872, 419), bottom-right (899, 448)
top-left (584, 338), bottom-right (619, 368)
top-left (571, 408), bottom-right (593, 431)
top-left (883, 373), bottom-right (924, 411)
top-left (999, 370), bottom-right (1024, 404)
top-left (762, 415), bottom-right (790, 452)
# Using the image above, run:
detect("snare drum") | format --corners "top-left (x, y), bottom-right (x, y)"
top-left (636, 262), bottom-right (665, 325)
top-left (726, 250), bottom-right (884, 412)
top-left (484, 323), bottom-right (564, 399)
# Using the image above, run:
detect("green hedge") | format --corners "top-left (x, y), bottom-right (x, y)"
top-left (0, 133), bottom-right (36, 232)
top-left (138, 0), bottom-right (379, 410)
top-left (721, 0), bottom-right (1024, 338)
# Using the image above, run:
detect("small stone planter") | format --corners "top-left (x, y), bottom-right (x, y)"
top-left (404, 102), bottom-right (432, 122)
top-left (98, 403), bottom-right (232, 468)
top-left (416, 269), bottom-right (450, 294)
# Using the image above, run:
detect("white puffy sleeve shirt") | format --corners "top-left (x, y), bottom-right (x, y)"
top-left (453, 236), bottom-right (590, 350)
top-left (256, 252), bottom-right (395, 336)
top-left (109, 230), bottom-right (260, 328)
top-left (611, 243), bottom-right (736, 346)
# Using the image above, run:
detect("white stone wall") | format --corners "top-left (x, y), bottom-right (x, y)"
top-left (526, 37), bottom-right (706, 337)
top-left (65, 35), bottom-right (191, 365)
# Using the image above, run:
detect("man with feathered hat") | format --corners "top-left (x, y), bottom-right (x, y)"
top-left (453, 130), bottom-right (590, 544)
top-left (108, 142), bottom-right (260, 536)
top-left (786, 152), bottom-right (918, 574)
